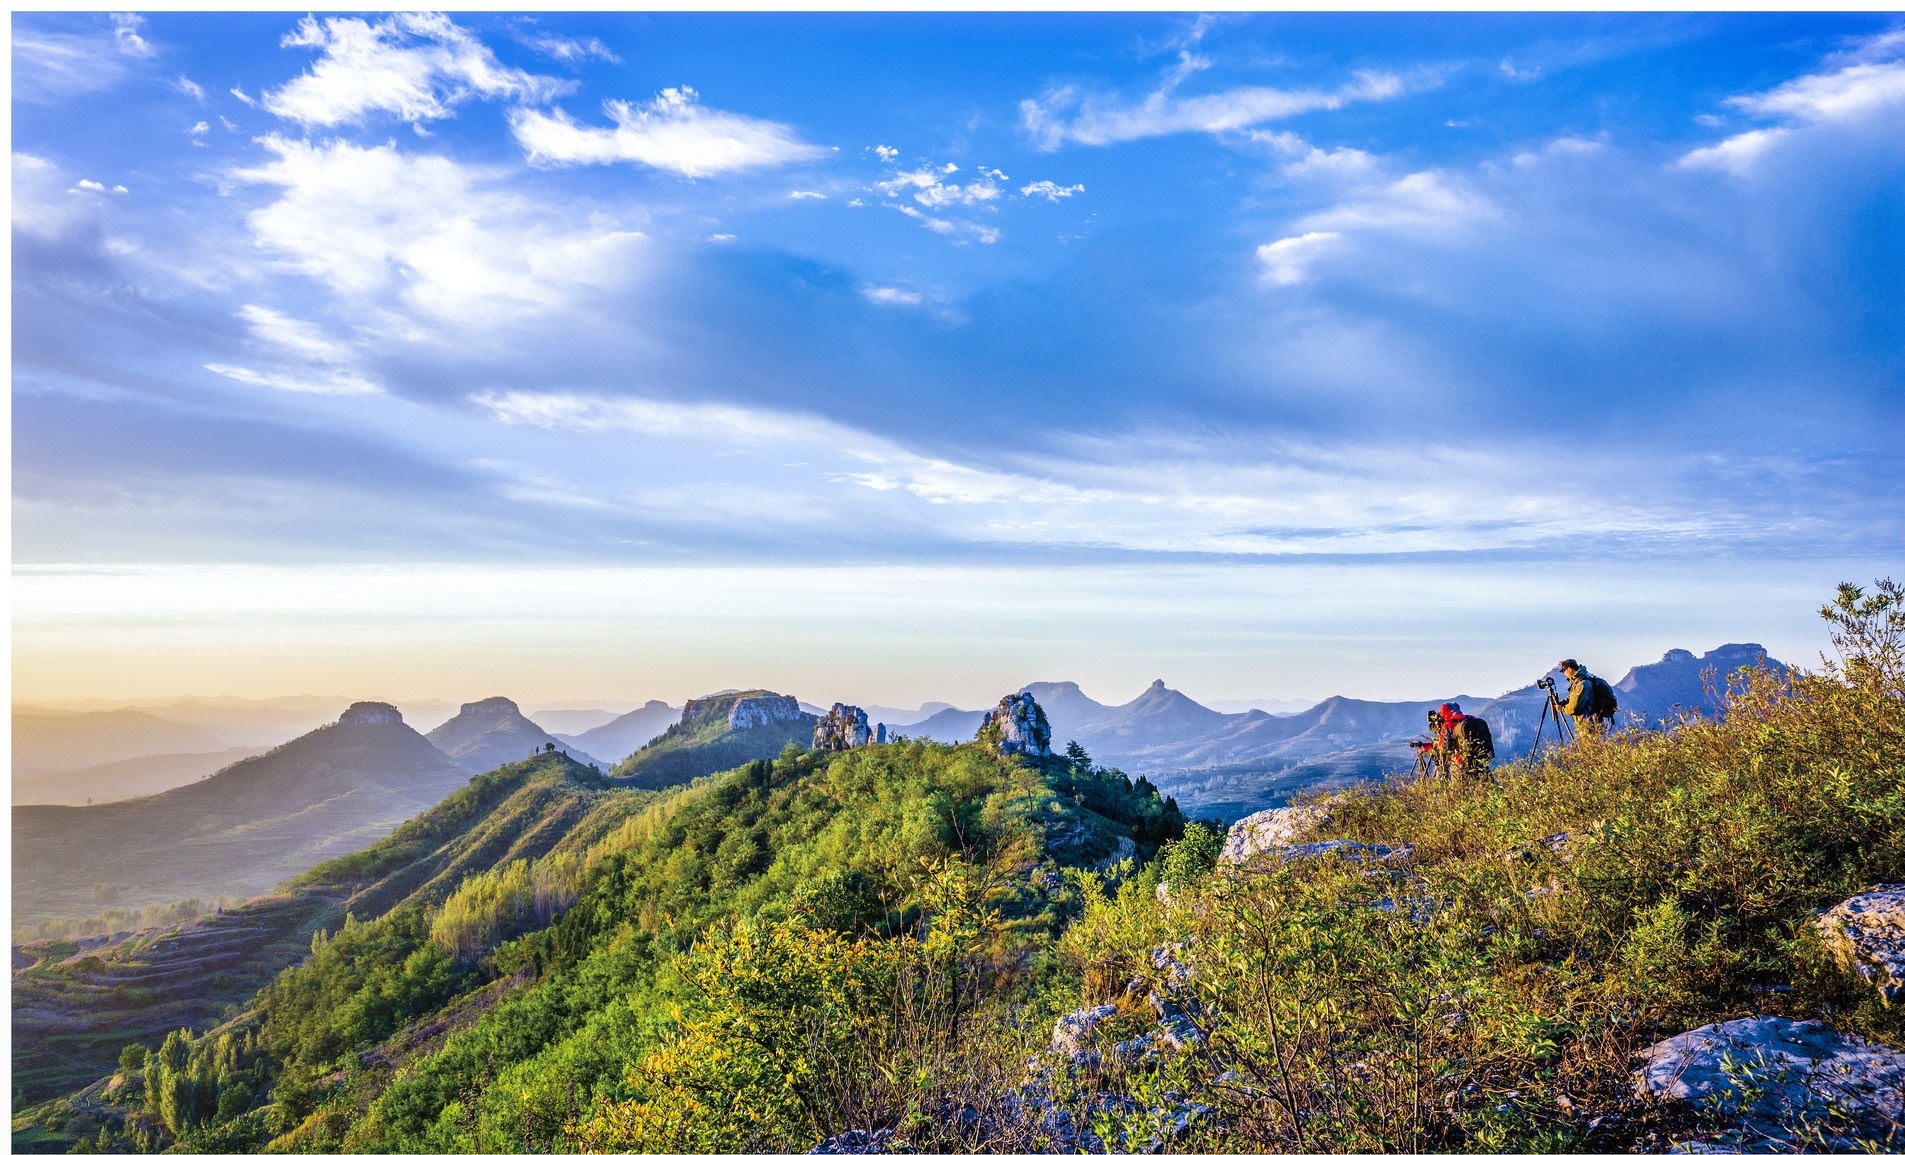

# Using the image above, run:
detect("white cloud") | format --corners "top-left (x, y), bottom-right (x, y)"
top-left (1022, 70), bottom-right (1415, 150)
top-left (893, 204), bottom-right (1000, 245)
top-left (472, 389), bottom-right (844, 446)
top-left (237, 304), bottom-right (358, 364)
top-left (231, 136), bottom-right (646, 328)
top-left (1681, 34), bottom-right (1905, 174)
top-left (173, 75), bottom-right (206, 102)
top-left (1299, 171), bottom-right (1493, 233)
top-left (510, 86), bottom-right (825, 176)
top-left (1020, 180), bottom-right (1085, 201)
top-left (189, 121), bottom-right (210, 136)
top-left (518, 31), bottom-right (620, 64)
top-left (13, 20), bottom-right (142, 101)
top-left (203, 362), bottom-right (381, 396)
top-left (878, 162), bottom-right (1003, 208)
top-left (862, 285), bottom-right (923, 306)
top-left (874, 145), bottom-right (899, 163)
top-left (788, 190), bottom-right (828, 200)
top-left (1499, 57), bottom-right (1541, 82)
top-left (1256, 231), bottom-right (1342, 286)
top-left (1251, 130), bottom-right (1380, 181)
top-left (230, 86), bottom-right (258, 108)
top-left (109, 13), bottom-right (154, 59)
top-left (264, 13), bottom-right (569, 128)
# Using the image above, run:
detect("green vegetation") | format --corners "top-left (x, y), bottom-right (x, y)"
top-left (611, 707), bottom-right (814, 790)
top-left (16, 583), bottom-right (1901, 1154)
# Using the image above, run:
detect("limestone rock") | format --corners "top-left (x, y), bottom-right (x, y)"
top-left (1219, 804), bottom-right (1332, 864)
top-left (1051, 1004), bottom-right (1117, 1060)
top-left (1635, 1016), bottom-right (1905, 1150)
top-left (979, 692), bottom-right (1052, 756)
top-left (813, 703), bottom-right (874, 752)
top-left (1814, 882), bottom-right (1905, 1004)
top-left (728, 693), bottom-right (801, 730)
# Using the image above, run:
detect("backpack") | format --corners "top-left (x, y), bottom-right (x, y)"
top-left (1452, 715), bottom-right (1495, 766)
top-left (1588, 676), bottom-right (1619, 719)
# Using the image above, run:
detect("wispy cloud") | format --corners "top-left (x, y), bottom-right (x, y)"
top-left (1022, 69), bottom-right (1417, 150)
top-left (862, 285), bottom-right (923, 306)
top-left (264, 13), bottom-right (569, 128)
top-left (510, 86), bottom-right (826, 176)
top-left (1255, 231), bottom-right (1341, 286)
top-left (1682, 30), bottom-right (1905, 173)
top-left (14, 15), bottom-right (151, 101)
top-left (517, 30), bottom-right (621, 64)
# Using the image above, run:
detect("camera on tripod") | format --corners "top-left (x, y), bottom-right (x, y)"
top-left (1409, 739), bottom-right (1432, 750)
top-left (1536, 676), bottom-right (1556, 691)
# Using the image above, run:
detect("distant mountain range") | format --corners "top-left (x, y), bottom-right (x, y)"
top-left (12, 703), bottom-right (473, 933)
top-left (894, 645), bottom-right (1785, 822)
top-left (553, 700), bottom-right (678, 764)
top-left (12, 645), bottom-right (1786, 931)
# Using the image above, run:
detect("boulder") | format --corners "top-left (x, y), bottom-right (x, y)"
top-left (814, 703), bottom-right (874, 752)
top-left (979, 693), bottom-right (1052, 757)
top-left (1814, 882), bottom-right (1905, 1004)
top-left (1219, 804), bottom-right (1332, 864)
top-left (1634, 1016), bottom-right (1905, 1149)
top-left (1051, 1004), bottom-right (1117, 1060)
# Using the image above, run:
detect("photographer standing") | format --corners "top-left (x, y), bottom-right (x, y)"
top-left (1556, 658), bottom-right (1619, 737)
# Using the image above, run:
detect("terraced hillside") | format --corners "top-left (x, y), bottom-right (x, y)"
top-left (11, 891), bottom-right (343, 1108)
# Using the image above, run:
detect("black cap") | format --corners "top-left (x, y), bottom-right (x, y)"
top-left (1558, 658), bottom-right (1580, 671)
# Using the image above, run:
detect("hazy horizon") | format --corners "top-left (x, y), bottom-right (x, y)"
top-left (13, 13), bottom-right (1901, 712)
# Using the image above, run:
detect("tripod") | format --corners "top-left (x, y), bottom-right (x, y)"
top-left (1530, 682), bottom-right (1575, 757)
top-left (1411, 740), bottom-right (1451, 781)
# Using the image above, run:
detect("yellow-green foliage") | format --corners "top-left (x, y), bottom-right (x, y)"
top-left (575, 855), bottom-right (1007, 1154)
top-left (1048, 580), bottom-right (1905, 1152)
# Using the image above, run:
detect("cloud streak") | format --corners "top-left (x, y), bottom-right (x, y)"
top-left (510, 86), bottom-right (826, 176)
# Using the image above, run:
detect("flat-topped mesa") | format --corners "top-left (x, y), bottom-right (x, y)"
top-left (979, 692), bottom-right (1052, 757)
top-left (338, 702), bottom-right (404, 727)
top-left (456, 696), bottom-right (524, 720)
top-left (677, 690), bottom-right (804, 732)
top-left (813, 703), bottom-right (873, 752)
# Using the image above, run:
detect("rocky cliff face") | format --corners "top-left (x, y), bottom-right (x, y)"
top-left (980, 693), bottom-right (1052, 757)
top-left (814, 703), bottom-right (873, 751)
top-left (731, 693), bottom-right (802, 730)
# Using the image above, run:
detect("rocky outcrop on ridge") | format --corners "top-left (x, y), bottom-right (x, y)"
top-left (814, 703), bottom-right (874, 751)
top-left (979, 693), bottom-right (1052, 757)
top-left (1814, 882), bottom-right (1905, 1003)
top-left (729, 693), bottom-right (803, 730)
top-left (1635, 1016), bottom-right (1905, 1150)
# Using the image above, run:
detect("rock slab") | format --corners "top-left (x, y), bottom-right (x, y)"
top-left (1635, 1016), bottom-right (1905, 1150)
top-left (1219, 804), bottom-right (1331, 863)
top-left (1814, 882), bottom-right (1905, 1004)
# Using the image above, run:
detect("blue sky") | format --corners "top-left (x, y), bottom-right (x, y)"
top-left (11, 12), bottom-right (1903, 706)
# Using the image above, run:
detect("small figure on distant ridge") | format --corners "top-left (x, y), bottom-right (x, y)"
top-left (1557, 658), bottom-right (1619, 738)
